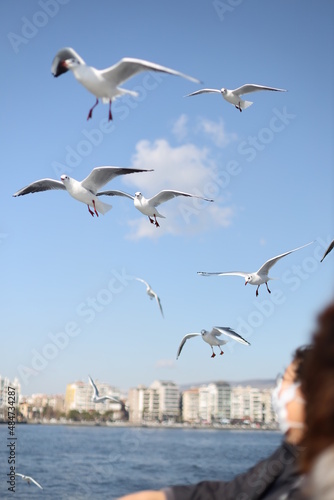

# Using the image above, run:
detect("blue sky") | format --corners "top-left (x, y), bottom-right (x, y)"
top-left (1, 0), bottom-right (333, 396)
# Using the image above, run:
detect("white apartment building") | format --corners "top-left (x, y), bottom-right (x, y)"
top-left (198, 382), bottom-right (231, 423)
top-left (0, 375), bottom-right (20, 420)
top-left (230, 386), bottom-right (276, 423)
top-left (128, 380), bottom-right (180, 423)
top-left (182, 388), bottom-right (199, 423)
top-left (65, 380), bottom-right (122, 413)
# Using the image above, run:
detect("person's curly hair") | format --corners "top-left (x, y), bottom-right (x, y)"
top-left (300, 301), bottom-right (334, 473)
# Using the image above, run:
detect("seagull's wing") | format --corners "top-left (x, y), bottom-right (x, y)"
top-left (257, 241), bottom-right (314, 275)
top-left (134, 277), bottom-right (150, 287)
top-left (176, 333), bottom-right (201, 359)
top-left (185, 88), bottom-right (221, 97)
top-left (100, 57), bottom-right (201, 85)
top-left (15, 473), bottom-right (24, 479)
top-left (233, 84), bottom-right (287, 96)
top-left (29, 477), bottom-right (43, 489)
top-left (51, 47), bottom-right (86, 76)
top-left (320, 239), bottom-right (334, 262)
top-left (103, 395), bottom-right (122, 403)
top-left (153, 293), bottom-right (164, 318)
top-left (197, 271), bottom-right (248, 278)
top-left (13, 179), bottom-right (65, 197)
top-left (213, 327), bottom-right (250, 346)
top-left (97, 189), bottom-right (134, 200)
top-left (81, 167), bottom-right (153, 194)
top-left (149, 190), bottom-right (213, 207)
top-left (88, 375), bottom-right (99, 397)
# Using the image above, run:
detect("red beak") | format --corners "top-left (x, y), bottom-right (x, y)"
top-left (245, 282), bottom-right (247, 286)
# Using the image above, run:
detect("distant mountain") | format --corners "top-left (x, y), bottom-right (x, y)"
top-left (180, 379), bottom-right (275, 391)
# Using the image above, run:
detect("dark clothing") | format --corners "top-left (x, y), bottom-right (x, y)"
top-left (163, 441), bottom-right (306, 500)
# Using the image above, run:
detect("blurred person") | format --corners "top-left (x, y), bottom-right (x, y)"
top-left (299, 301), bottom-right (334, 499)
top-left (117, 346), bottom-right (310, 500)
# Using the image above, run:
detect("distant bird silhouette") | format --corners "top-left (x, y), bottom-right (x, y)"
top-left (15, 473), bottom-right (43, 489)
top-left (186, 83), bottom-right (286, 112)
top-left (176, 326), bottom-right (250, 359)
top-left (198, 241), bottom-right (314, 296)
top-left (88, 375), bottom-right (122, 405)
top-left (135, 277), bottom-right (164, 317)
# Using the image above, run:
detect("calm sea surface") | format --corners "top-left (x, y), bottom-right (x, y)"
top-left (0, 424), bottom-right (282, 499)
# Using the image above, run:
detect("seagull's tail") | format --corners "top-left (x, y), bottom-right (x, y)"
top-left (240, 99), bottom-right (253, 110)
top-left (95, 199), bottom-right (113, 215)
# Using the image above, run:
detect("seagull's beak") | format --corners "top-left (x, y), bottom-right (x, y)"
top-left (245, 281), bottom-right (248, 286)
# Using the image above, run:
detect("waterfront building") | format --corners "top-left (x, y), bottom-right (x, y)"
top-left (128, 380), bottom-right (180, 423)
top-left (181, 388), bottom-right (199, 423)
top-left (0, 375), bottom-right (20, 421)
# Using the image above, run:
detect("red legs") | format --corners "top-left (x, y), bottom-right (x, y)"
top-left (211, 347), bottom-right (216, 358)
top-left (92, 200), bottom-right (99, 217)
top-left (87, 201), bottom-right (99, 217)
top-left (148, 215), bottom-right (160, 228)
top-left (87, 98), bottom-right (99, 120)
top-left (266, 283), bottom-right (271, 294)
top-left (87, 204), bottom-right (95, 217)
top-left (235, 102), bottom-right (242, 112)
top-left (256, 286), bottom-right (260, 297)
top-left (108, 100), bottom-right (113, 121)
top-left (219, 347), bottom-right (224, 356)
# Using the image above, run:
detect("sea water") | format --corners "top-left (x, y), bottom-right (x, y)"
top-left (0, 424), bottom-right (282, 499)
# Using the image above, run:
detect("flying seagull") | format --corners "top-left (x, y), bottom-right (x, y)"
top-left (320, 239), bottom-right (334, 262)
top-left (15, 473), bottom-right (43, 489)
top-left (135, 277), bottom-right (164, 317)
top-left (176, 326), bottom-right (250, 359)
top-left (88, 375), bottom-right (123, 404)
top-left (13, 166), bottom-right (152, 217)
top-left (51, 47), bottom-right (201, 121)
top-left (186, 84), bottom-right (286, 112)
top-left (198, 241), bottom-right (314, 296)
top-left (97, 189), bottom-right (213, 227)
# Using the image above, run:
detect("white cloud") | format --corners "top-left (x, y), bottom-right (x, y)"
top-left (155, 359), bottom-right (176, 369)
top-left (121, 137), bottom-right (235, 240)
top-left (172, 114), bottom-right (188, 141)
top-left (196, 117), bottom-right (238, 148)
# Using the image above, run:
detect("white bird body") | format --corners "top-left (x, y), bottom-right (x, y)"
top-left (135, 277), bottom-right (164, 317)
top-left (15, 473), bottom-right (43, 489)
top-left (198, 241), bottom-right (314, 296)
top-left (186, 84), bottom-right (286, 111)
top-left (88, 375), bottom-right (121, 404)
top-left (52, 47), bottom-right (201, 120)
top-left (177, 326), bottom-right (250, 359)
top-left (13, 166), bottom-right (152, 217)
top-left (97, 189), bottom-right (213, 227)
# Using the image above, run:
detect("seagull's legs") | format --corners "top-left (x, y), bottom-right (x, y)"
top-left (92, 200), bottom-right (99, 217)
top-left (153, 214), bottom-right (160, 228)
top-left (87, 204), bottom-right (95, 217)
top-left (211, 347), bottom-right (216, 358)
top-left (148, 216), bottom-right (155, 224)
top-left (235, 102), bottom-right (242, 112)
top-left (87, 98), bottom-right (99, 120)
top-left (108, 100), bottom-right (113, 121)
top-left (266, 282), bottom-right (271, 294)
top-left (256, 285), bottom-right (260, 297)
top-left (219, 347), bottom-right (224, 355)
